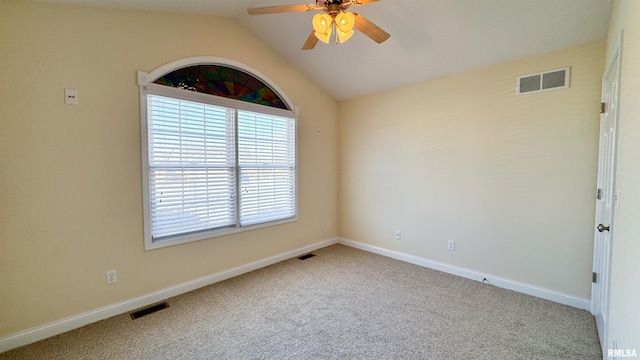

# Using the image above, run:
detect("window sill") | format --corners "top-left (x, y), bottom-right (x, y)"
top-left (144, 216), bottom-right (298, 251)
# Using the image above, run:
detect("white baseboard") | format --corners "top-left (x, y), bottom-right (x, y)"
top-left (338, 238), bottom-right (591, 311)
top-left (0, 237), bottom-right (339, 354)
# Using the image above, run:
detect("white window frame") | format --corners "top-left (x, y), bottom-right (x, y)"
top-left (138, 57), bottom-right (299, 250)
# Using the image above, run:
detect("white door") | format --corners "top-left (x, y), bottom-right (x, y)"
top-left (591, 43), bottom-right (621, 350)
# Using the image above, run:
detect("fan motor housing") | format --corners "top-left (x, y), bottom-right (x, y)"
top-left (320, 0), bottom-right (351, 13)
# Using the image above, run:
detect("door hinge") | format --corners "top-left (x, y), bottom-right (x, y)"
top-left (592, 272), bottom-right (598, 283)
top-left (601, 102), bottom-right (606, 114)
top-left (597, 188), bottom-right (602, 200)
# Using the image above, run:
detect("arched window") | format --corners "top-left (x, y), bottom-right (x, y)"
top-left (138, 57), bottom-right (298, 250)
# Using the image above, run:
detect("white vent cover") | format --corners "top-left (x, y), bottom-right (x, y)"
top-left (516, 67), bottom-right (570, 95)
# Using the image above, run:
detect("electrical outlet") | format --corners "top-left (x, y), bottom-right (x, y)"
top-left (447, 240), bottom-right (455, 251)
top-left (106, 270), bottom-right (117, 284)
top-left (326, 220), bottom-right (331, 228)
top-left (394, 230), bottom-right (401, 240)
top-left (64, 88), bottom-right (78, 105)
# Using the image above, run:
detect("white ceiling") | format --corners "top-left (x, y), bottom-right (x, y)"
top-left (38, 0), bottom-right (613, 100)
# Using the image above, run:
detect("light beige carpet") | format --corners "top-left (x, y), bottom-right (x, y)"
top-left (1, 244), bottom-right (601, 359)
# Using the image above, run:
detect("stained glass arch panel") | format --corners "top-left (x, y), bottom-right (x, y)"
top-left (152, 64), bottom-right (290, 110)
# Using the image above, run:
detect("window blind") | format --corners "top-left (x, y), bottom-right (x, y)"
top-left (146, 94), bottom-right (296, 242)
top-left (238, 111), bottom-right (296, 226)
top-left (148, 95), bottom-right (237, 240)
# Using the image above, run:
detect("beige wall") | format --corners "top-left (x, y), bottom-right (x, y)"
top-left (604, 0), bottom-right (640, 352)
top-left (0, 1), bottom-right (338, 337)
top-left (338, 42), bottom-right (605, 300)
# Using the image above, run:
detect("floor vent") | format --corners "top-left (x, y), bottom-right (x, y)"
top-left (130, 302), bottom-right (169, 320)
top-left (517, 67), bottom-right (570, 95)
top-left (298, 253), bottom-right (316, 260)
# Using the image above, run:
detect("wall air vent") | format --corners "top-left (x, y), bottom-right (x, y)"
top-left (517, 67), bottom-right (570, 95)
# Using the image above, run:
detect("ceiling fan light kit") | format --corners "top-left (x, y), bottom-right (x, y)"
top-left (247, 0), bottom-right (389, 50)
top-left (335, 12), bottom-right (355, 42)
top-left (312, 11), bottom-right (355, 44)
top-left (313, 13), bottom-right (333, 43)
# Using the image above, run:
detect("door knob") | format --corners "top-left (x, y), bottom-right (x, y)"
top-left (597, 224), bottom-right (610, 232)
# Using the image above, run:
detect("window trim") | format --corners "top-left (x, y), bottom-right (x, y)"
top-left (138, 57), bottom-right (299, 250)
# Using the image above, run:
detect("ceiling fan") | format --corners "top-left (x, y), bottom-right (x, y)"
top-left (247, 0), bottom-right (390, 50)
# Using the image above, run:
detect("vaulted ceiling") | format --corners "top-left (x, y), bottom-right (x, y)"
top-left (38, 0), bottom-right (613, 100)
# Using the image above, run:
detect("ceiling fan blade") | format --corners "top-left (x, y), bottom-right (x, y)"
top-left (350, 0), bottom-right (381, 5)
top-left (353, 13), bottom-right (390, 44)
top-left (247, 4), bottom-right (319, 15)
top-left (301, 29), bottom-right (319, 50)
